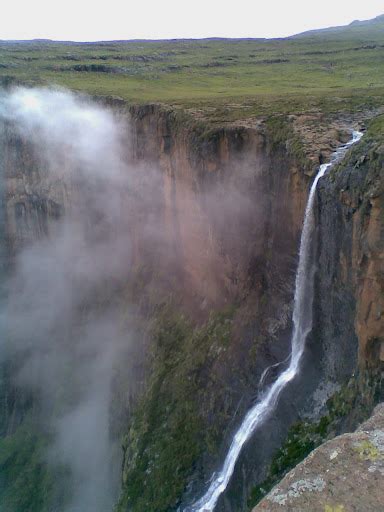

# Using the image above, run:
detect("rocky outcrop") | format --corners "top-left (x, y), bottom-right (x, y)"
top-left (254, 403), bottom-right (384, 511)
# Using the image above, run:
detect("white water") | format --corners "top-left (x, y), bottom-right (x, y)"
top-left (186, 130), bottom-right (363, 512)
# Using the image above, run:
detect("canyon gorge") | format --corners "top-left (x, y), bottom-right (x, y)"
top-left (0, 87), bottom-right (383, 512)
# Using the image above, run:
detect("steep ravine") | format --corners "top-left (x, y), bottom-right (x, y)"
top-left (1, 99), bottom-right (314, 512)
top-left (0, 99), bottom-right (313, 511)
top-left (0, 92), bottom-right (382, 512)
top-left (116, 108), bottom-right (381, 512)
top-left (116, 109), bottom-right (384, 511)
top-left (117, 107), bottom-right (323, 512)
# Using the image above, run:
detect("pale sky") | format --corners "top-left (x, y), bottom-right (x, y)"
top-left (2, 0), bottom-right (384, 41)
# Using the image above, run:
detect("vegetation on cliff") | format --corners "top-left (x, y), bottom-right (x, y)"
top-left (0, 419), bottom-right (69, 512)
top-left (117, 305), bottom-right (237, 512)
top-left (247, 375), bottom-right (379, 509)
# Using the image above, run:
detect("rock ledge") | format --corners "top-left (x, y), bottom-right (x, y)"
top-left (254, 404), bottom-right (384, 511)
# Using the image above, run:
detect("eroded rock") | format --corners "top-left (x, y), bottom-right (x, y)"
top-left (254, 404), bottom-right (384, 511)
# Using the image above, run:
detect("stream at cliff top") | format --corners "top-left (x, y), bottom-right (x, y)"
top-left (186, 130), bottom-right (363, 512)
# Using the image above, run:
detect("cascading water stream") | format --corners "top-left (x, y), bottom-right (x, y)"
top-left (186, 130), bottom-right (363, 512)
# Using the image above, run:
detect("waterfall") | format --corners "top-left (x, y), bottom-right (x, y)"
top-left (186, 130), bottom-right (363, 512)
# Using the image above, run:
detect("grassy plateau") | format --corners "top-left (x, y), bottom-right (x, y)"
top-left (0, 14), bottom-right (384, 120)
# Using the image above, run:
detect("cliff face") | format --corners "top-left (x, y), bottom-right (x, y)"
top-left (315, 129), bottom-right (384, 384)
top-left (127, 105), bottom-right (312, 313)
top-left (246, 122), bottom-right (384, 512)
top-left (0, 103), bottom-right (315, 511)
top-left (0, 122), bottom-right (67, 258)
top-left (1, 95), bottom-right (382, 512)
top-left (112, 107), bottom-right (319, 511)
top-left (1, 105), bottom-right (311, 311)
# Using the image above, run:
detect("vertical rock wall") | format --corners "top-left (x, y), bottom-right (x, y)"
top-left (316, 133), bottom-right (384, 384)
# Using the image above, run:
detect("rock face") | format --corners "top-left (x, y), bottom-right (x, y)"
top-left (118, 107), bottom-right (319, 511)
top-left (1, 95), bottom-right (383, 512)
top-left (254, 403), bottom-right (384, 511)
top-left (1, 105), bottom-right (311, 311)
top-left (314, 131), bottom-right (384, 380)
top-left (249, 126), bottom-right (384, 512)
top-left (0, 102), bottom-right (317, 512)
top-left (127, 105), bottom-right (312, 313)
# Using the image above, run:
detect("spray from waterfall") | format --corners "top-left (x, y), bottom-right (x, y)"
top-left (0, 87), bottom-right (136, 512)
top-left (186, 130), bottom-right (363, 512)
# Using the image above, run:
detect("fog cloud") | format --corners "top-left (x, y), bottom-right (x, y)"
top-left (0, 87), bottom-right (137, 511)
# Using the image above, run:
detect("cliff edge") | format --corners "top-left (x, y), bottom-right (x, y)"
top-left (254, 403), bottom-right (384, 511)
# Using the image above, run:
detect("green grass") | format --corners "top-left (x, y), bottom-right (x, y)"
top-left (367, 113), bottom-right (384, 141)
top-left (0, 420), bottom-right (70, 512)
top-left (1, 15), bottom-right (384, 119)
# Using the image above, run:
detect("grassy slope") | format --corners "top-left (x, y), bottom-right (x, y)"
top-left (0, 15), bottom-right (384, 120)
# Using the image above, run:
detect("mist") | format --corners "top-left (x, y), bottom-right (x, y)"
top-left (0, 86), bottom-right (271, 512)
top-left (0, 87), bottom-right (139, 512)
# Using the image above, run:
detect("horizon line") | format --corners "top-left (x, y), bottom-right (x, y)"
top-left (0, 13), bottom-right (383, 45)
